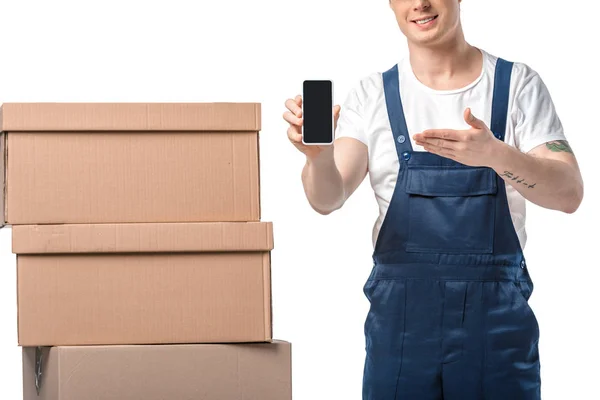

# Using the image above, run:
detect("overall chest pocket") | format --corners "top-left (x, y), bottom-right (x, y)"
top-left (405, 166), bottom-right (498, 254)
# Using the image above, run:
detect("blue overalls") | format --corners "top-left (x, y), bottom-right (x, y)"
top-left (362, 59), bottom-right (541, 399)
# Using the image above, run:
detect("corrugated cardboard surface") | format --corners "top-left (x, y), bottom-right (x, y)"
top-left (17, 251), bottom-right (272, 346)
top-left (12, 222), bottom-right (274, 254)
top-left (6, 130), bottom-right (260, 224)
top-left (23, 341), bottom-right (292, 400)
top-left (0, 132), bottom-right (5, 227)
top-left (0, 102), bottom-right (261, 131)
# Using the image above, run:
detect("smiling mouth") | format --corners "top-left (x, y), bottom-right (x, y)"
top-left (413, 15), bottom-right (438, 25)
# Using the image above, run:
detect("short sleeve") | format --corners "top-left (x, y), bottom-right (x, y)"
top-left (335, 83), bottom-right (367, 145)
top-left (513, 67), bottom-right (567, 153)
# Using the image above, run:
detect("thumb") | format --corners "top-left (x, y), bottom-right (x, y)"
top-left (464, 107), bottom-right (485, 129)
top-left (333, 105), bottom-right (341, 127)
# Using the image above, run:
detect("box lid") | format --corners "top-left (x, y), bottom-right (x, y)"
top-left (0, 102), bottom-right (261, 132)
top-left (12, 222), bottom-right (273, 254)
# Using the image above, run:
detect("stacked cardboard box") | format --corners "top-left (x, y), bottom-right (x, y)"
top-left (0, 103), bottom-right (292, 399)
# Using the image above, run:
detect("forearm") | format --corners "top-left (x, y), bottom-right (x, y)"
top-left (301, 146), bottom-right (345, 215)
top-left (489, 142), bottom-right (583, 213)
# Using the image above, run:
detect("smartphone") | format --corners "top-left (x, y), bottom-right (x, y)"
top-left (302, 80), bottom-right (334, 145)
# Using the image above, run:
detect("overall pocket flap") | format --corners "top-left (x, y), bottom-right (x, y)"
top-left (405, 166), bottom-right (498, 197)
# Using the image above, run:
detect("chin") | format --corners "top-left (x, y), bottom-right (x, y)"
top-left (409, 33), bottom-right (443, 46)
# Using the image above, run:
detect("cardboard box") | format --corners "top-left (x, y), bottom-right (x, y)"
top-left (14, 222), bottom-right (274, 346)
top-left (0, 131), bottom-right (5, 228)
top-left (23, 341), bottom-right (292, 400)
top-left (0, 102), bottom-right (261, 227)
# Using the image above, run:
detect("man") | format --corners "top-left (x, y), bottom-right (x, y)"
top-left (283, 0), bottom-right (583, 399)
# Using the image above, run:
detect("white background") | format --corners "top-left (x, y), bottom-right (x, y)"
top-left (1, 0), bottom-right (598, 399)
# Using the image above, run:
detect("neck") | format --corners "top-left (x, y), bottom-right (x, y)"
top-left (407, 29), bottom-right (481, 90)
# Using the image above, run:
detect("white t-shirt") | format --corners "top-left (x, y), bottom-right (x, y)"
top-left (336, 48), bottom-right (567, 250)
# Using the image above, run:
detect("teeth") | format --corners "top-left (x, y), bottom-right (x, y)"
top-left (416, 17), bottom-right (434, 24)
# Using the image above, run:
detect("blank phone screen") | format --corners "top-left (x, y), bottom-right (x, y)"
top-left (303, 80), bottom-right (333, 144)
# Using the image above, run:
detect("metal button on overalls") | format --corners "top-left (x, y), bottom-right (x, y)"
top-left (361, 59), bottom-right (541, 400)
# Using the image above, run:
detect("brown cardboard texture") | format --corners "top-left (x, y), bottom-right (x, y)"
top-left (23, 341), bottom-right (292, 400)
top-left (1, 102), bottom-right (261, 225)
top-left (0, 131), bottom-right (5, 228)
top-left (14, 222), bottom-right (274, 346)
top-left (0, 103), bottom-right (261, 131)
top-left (12, 221), bottom-right (274, 254)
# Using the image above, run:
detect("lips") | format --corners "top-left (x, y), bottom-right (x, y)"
top-left (412, 15), bottom-right (438, 25)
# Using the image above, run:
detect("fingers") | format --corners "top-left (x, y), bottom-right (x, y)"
top-left (422, 141), bottom-right (457, 160)
top-left (283, 96), bottom-right (304, 130)
top-left (463, 107), bottom-right (485, 130)
top-left (284, 97), bottom-right (339, 147)
top-left (333, 105), bottom-right (341, 128)
top-left (285, 96), bottom-right (302, 118)
top-left (287, 125), bottom-right (302, 143)
top-left (464, 107), bottom-right (474, 124)
top-left (435, 138), bottom-right (456, 150)
top-left (283, 110), bottom-right (302, 127)
top-left (415, 136), bottom-right (458, 151)
top-left (414, 129), bottom-right (461, 141)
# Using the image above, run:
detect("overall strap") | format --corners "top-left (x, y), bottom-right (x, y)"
top-left (383, 64), bottom-right (413, 160)
top-left (490, 58), bottom-right (514, 141)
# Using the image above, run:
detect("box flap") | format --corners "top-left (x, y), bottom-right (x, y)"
top-left (0, 102), bottom-right (261, 132)
top-left (12, 222), bottom-right (273, 254)
top-left (0, 132), bottom-right (5, 228)
top-left (23, 347), bottom-right (58, 400)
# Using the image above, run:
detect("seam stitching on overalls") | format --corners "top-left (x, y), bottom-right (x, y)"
top-left (481, 283), bottom-right (488, 399)
top-left (393, 278), bottom-right (408, 399)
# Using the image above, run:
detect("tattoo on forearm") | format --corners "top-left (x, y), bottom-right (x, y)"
top-left (500, 171), bottom-right (536, 189)
top-left (546, 140), bottom-right (573, 154)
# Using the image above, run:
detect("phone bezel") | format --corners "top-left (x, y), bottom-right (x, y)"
top-left (301, 80), bottom-right (334, 146)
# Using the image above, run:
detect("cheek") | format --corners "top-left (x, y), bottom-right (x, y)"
top-left (445, 3), bottom-right (462, 24)
top-left (392, 11), bottom-right (411, 34)
top-left (397, 20), bottom-right (411, 34)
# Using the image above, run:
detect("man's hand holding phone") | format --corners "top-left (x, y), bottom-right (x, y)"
top-left (283, 94), bottom-right (340, 161)
top-left (283, 83), bottom-right (368, 214)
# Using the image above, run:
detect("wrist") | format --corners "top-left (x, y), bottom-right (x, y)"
top-left (306, 145), bottom-right (335, 168)
top-left (486, 140), bottom-right (511, 171)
